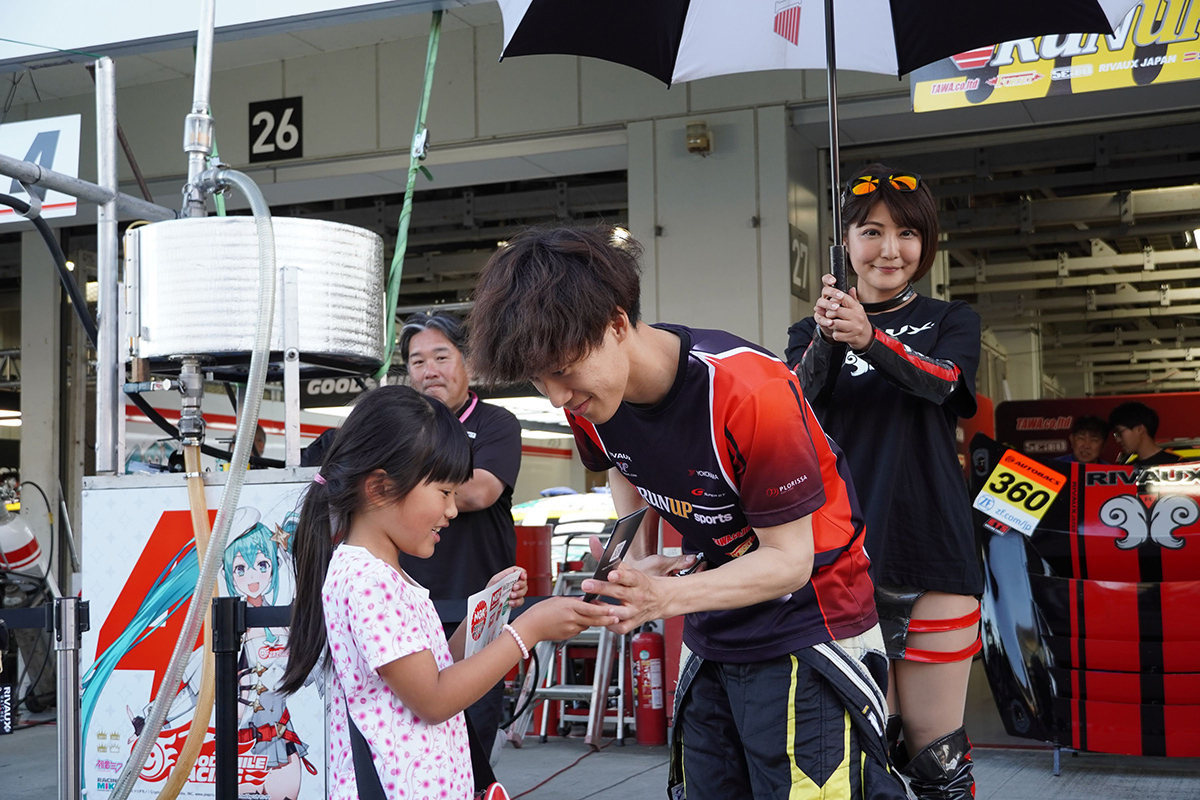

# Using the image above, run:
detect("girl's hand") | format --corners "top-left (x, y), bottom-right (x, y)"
top-left (813, 274), bottom-right (874, 351)
top-left (487, 566), bottom-right (528, 609)
top-left (512, 597), bottom-right (619, 645)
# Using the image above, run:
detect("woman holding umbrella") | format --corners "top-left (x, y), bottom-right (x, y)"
top-left (787, 164), bottom-right (983, 800)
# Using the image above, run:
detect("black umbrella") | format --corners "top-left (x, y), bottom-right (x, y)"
top-left (497, 0), bottom-right (1139, 288)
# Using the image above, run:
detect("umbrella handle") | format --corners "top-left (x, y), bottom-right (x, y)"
top-left (816, 243), bottom-right (850, 404)
top-left (829, 243), bottom-right (849, 293)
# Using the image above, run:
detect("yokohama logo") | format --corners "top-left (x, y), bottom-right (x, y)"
top-left (774, 0), bottom-right (802, 46)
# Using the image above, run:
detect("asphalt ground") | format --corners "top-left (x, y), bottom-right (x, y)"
top-left (6, 719), bottom-right (1200, 800)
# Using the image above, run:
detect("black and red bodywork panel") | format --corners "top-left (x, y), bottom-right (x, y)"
top-left (970, 435), bottom-right (1200, 757)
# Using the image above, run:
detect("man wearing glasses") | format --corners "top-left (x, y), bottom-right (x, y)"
top-left (1108, 401), bottom-right (1182, 466)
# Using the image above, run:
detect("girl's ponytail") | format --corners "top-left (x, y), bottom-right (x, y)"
top-left (278, 384), bottom-right (472, 695)
top-left (280, 479), bottom-right (335, 695)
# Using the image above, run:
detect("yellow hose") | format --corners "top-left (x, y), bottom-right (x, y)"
top-left (157, 444), bottom-right (217, 799)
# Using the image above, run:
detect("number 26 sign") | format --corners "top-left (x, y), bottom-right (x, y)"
top-left (248, 97), bottom-right (303, 163)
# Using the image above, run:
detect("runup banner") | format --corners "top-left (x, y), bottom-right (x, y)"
top-left (911, 1), bottom-right (1200, 112)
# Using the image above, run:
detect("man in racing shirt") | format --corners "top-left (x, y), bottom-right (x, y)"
top-left (466, 226), bottom-right (905, 800)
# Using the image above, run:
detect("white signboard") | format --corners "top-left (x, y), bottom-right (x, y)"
top-left (0, 114), bottom-right (82, 225)
top-left (81, 472), bottom-right (326, 799)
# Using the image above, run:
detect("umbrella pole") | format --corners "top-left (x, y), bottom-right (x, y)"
top-left (816, 0), bottom-right (849, 404)
top-left (823, 0), bottom-right (847, 293)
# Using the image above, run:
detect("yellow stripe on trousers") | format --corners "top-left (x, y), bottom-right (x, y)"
top-left (787, 654), bottom-right (853, 800)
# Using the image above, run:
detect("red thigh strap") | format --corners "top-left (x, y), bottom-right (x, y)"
top-left (903, 636), bottom-right (982, 664)
top-left (907, 605), bottom-right (981, 634)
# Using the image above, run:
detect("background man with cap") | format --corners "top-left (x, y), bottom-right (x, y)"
top-left (396, 311), bottom-right (524, 758)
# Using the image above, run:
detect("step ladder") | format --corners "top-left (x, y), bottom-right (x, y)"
top-left (507, 531), bottom-right (629, 749)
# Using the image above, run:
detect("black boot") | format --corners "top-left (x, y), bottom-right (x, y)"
top-left (900, 726), bottom-right (974, 800)
top-left (886, 715), bottom-right (908, 770)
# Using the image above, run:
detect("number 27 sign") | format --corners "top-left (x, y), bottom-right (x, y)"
top-left (972, 449), bottom-right (1066, 537)
top-left (249, 97), bottom-right (303, 164)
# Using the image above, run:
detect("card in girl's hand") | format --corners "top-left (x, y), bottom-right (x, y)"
top-left (463, 570), bottom-right (522, 657)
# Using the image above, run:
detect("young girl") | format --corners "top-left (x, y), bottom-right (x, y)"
top-left (280, 385), bottom-right (616, 799)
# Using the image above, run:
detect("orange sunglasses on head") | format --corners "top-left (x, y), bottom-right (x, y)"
top-left (847, 172), bottom-right (922, 196)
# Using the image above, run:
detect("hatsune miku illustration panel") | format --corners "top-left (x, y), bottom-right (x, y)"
top-left (80, 478), bottom-right (325, 800)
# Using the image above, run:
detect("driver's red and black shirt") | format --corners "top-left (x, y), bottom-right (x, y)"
top-left (567, 324), bottom-right (877, 662)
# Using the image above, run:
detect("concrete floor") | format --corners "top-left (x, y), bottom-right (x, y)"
top-left (5, 719), bottom-right (1200, 800)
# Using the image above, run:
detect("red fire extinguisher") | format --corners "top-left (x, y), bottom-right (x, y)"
top-left (631, 629), bottom-right (667, 746)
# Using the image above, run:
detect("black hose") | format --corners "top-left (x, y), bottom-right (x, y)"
top-left (0, 193), bottom-right (287, 469)
top-left (0, 193), bottom-right (98, 346)
top-left (17, 481), bottom-right (53, 593)
top-left (498, 646), bottom-right (541, 731)
top-left (125, 391), bottom-right (285, 469)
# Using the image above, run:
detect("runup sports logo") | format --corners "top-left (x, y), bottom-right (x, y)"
top-left (1099, 495), bottom-right (1199, 550)
top-left (774, 0), bottom-right (803, 46)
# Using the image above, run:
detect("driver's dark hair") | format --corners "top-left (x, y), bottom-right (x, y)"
top-left (467, 225), bottom-right (642, 385)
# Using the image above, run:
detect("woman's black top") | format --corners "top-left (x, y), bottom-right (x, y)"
top-left (787, 295), bottom-right (984, 595)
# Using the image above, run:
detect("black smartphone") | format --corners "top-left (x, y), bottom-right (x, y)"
top-left (582, 506), bottom-right (649, 603)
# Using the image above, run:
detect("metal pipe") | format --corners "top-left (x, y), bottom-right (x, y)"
top-left (946, 219), bottom-right (1200, 251)
top-left (823, 0), bottom-right (846, 292)
top-left (95, 58), bottom-right (119, 475)
top-left (0, 153), bottom-right (174, 221)
top-left (177, 357), bottom-right (206, 446)
top-left (192, 0), bottom-right (216, 117)
top-left (283, 265), bottom-right (301, 466)
top-left (55, 597), bottom-right (83, 800)
top-left (182, 0), bottom-right (218, 217)
top-left (86, 64), bottom-right (155, 202)
top-left (56, 480), bottom-right (81, 573)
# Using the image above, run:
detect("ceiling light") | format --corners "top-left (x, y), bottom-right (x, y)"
top-left (1194, 228), bottom-right (1200, 250)
top-left (65, 260), bottom-right (75, 272)
top-left (0, 419), bottom-right (21, 427)
top-left (0, 410), bottom-right (19, 419)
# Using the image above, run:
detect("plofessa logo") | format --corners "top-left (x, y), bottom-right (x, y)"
top-left (768, 476), bottom-right (808, 497)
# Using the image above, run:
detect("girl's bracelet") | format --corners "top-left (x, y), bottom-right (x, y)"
top-left (502, 623), bottom-right (529, 659)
